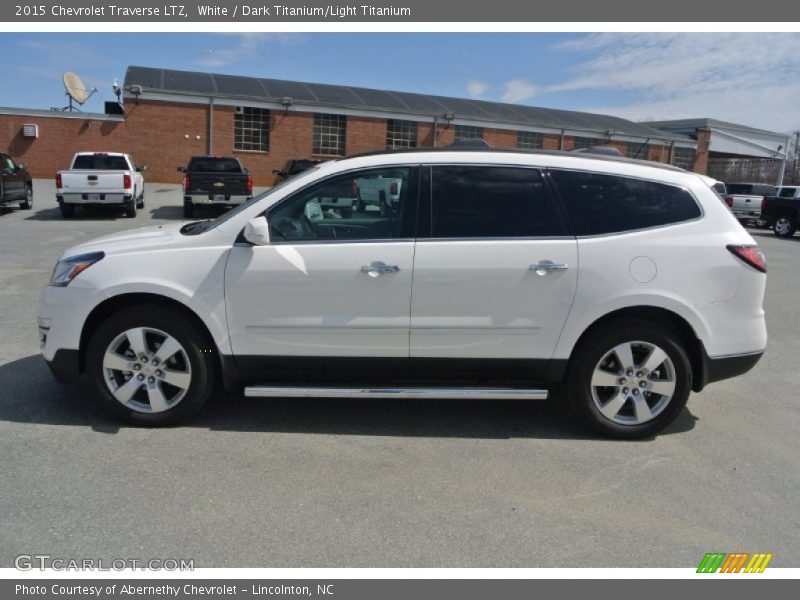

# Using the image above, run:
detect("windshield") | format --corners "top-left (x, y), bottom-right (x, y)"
top-left (188, 157), bottom-right (242, 173)
top-left (180, 165), bottom-right (323, 235)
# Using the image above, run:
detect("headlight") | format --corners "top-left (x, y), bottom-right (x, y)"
top-left (50, 251), bottom-right (105, 287)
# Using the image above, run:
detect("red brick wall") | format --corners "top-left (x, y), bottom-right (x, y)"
top-left (0, 113), bottom-right (126, 179)
top-left (0, 100), bottom-right (684, 185)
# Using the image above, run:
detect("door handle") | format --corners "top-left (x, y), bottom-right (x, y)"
top-left (530, 261), bottom-right (569, 276)
top-left (361, 261), bottom-right (401, 275)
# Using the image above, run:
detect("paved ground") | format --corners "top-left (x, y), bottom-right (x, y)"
top-left (1, 180), bottom-right (798, 568)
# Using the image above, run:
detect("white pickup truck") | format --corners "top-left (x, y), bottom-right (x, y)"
top-left (56, 152), bottom-right (146, 218)
top-left (723, 182), bottom-right (776, 226)
top-left (353, 175), bottom-right (403, 214)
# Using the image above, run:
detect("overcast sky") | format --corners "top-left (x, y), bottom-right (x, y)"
top-left (1, 32), bottom-right (798, 134)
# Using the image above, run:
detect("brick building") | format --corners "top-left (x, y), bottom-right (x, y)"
top-left (2, 65), bottom-right (704, 186)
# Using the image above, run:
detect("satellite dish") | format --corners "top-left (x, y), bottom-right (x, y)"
top-left (57, 71), bottom-right (97, 112)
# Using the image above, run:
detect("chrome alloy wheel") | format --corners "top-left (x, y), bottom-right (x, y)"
top-left (775, 217), bottom-right (793, 236)
top-left (590, 340), bottom-right (676, 426)
top-left (102, 327), bottom-right (192, 413)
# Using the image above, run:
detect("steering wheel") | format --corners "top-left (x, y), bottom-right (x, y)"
top-left (273, 215), bottom-right (320, 240)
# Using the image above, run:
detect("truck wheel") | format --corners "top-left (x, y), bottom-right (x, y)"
top-left (565, 319), bottom-right (692, 439)
top-left (183, 200), bottom-right (194, 218)
top-left (773, 216), bottom-right (796, 237)
top-left (85, 304), bottom-right (217, 426)
top-left (59, 204), bottom-right (75, 218)
top-left (20, 185), bottom-right (33, 210)
top-left (136, 193), bottom-right (145, 209)
top-left (124, 199), bottom-right (137, 218)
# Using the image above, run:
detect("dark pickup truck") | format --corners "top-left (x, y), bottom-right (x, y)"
top-left (0, 152), bottom-right (32, 210)
top-left (178, 156), bottom-right (252, 218)
top-left (761, 185), bottom-right (800, 237)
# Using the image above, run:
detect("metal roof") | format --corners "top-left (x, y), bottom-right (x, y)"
top-left (124, 66), bottom-right (690, 143)
top-left (643, 118), bottom-right (786, 139)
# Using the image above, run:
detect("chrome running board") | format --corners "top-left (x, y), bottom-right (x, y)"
top-left (244, 386), bottom-right (549, 400)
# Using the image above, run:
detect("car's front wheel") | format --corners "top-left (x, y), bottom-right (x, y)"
top-left (20, 186), bottom-right (33, 210)
top-left (86, 305), bottom-right (217, 425)
top-left (566, 319), bottom-right (692, 438)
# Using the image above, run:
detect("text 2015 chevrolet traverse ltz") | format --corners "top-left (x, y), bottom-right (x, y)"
top-left (37, 150), bottom-right (767, 438)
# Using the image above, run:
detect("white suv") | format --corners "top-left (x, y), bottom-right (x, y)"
top-left (37, 150), bottom-right (767, 438)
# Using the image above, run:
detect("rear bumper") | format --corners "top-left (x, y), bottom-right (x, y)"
top-left (185, 194), bottom-right (251, 206)
top-left (58, 193), bottom-right (133, 205)
top-left (695, 349), bottom-right (764, 391)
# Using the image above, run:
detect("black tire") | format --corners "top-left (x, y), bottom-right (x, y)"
top-left (20, 185), bottom-right (33, 210)
top-left (136, 192), bottom-right (145, 209)
top-left (773, 215), bottom-right (797, 238)
top-left (124, 199), bottom-right (137, 218)
top-left (59, 203), bottom-right (75, 218)
top-left (183, 200), bottom-right (194, 218)
top-left (565, 319), bottom-right (692, 439)
top-left (86, 304), bottom-right (217, 426)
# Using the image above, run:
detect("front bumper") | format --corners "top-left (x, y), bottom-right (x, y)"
top-left (44, 349), bottom-right (81, 384)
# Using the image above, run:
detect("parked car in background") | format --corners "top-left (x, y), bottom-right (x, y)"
top-left (761, 186), bottom-right (800, 237)
top-left (272, 158), bottom-right (324, 182)
top-left (0, 152), bottom-right (32, 210)
top-left (37, 149), bottom-right (767, 438)
top-left (179, 156), bottom-right (253, 218)
top-left (723, 182), bottom-right (776, 226)
top-left (56, 152), bottom-right (145, 219)
top-left (353, 172), bottom-right (404, 214)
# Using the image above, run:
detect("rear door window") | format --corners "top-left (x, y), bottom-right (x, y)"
top-left (427, 166), bottom-right (564, 238)
top-left (550, 169), bottom-right (701, 236)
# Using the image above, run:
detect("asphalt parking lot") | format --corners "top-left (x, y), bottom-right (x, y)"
top-left (1, 180), bottom-right (798, 568)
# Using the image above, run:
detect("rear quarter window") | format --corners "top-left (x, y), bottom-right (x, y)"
top-left (550, 169), bottom-right (702, 236)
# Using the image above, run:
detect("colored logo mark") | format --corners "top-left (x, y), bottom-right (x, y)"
top-left (697, 552), bottom-right (773, 573)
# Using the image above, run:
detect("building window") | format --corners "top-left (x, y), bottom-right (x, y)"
top-left (672, 147), bottom-right (697, 170)
top-left (571, 136), bottom-right (599, 151)
top-left (626, 142), bottom-right (649, 159)
top-left (517, 131), bottom-right (543, 150)
top-left (386, 119), bottom-right (418, 149)
top-left (313, 113), bottom-right (347, 156)
top-left (234, 107), bottom-right (270, 152)
top-left (454, 125), bottom-right (483, 140)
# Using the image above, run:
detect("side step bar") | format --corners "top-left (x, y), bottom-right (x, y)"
top-left (244, 386), bottom-right (549, 400)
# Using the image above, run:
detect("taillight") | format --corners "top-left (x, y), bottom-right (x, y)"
top-left (389, 182), bottom-right (398, 195)
top-left (727, 244), bottom-right (767, 273)
top-left (55, 173), bottom-right (62, 188)
top-left (123, 174), bottom-right (132, 189)
top-left (724, 196), bottom-right (734, 208)
top-left (761, 196), bottom-right (767, 212)
top-left (183, 175), bottom-right (190, 192)
top-left (246, 174), bottom-right (253, 195)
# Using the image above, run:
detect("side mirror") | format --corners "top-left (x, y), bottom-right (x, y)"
top-left (17, 163), bottom-right (27, 170)
top-left (137, 165), bottom-right (148, 172)
top-left (243, 216), bottom-right (270, 246)
top-left (177, 166), bottom-right (185, 173)
top-left (272, 169), bottom-right (284, 176)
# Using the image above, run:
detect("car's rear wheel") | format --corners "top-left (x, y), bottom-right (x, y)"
top-left (566, 319), bottom-right (691, 438)
top-left (86, 305), bottom-right (217, 425)
top-left (183, 200), bottom-right (194, 218)
top-left (124, 199), bottom-right (137, 218)
top-left (20, 186), bottom-right (33, 210)
top-left (773, 216), bottom-right (796, 237)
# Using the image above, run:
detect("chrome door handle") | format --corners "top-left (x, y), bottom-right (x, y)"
top-left (530, 261), bottom-right (569, 276)
top-left (361, 261), bottom-right (401, 275)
